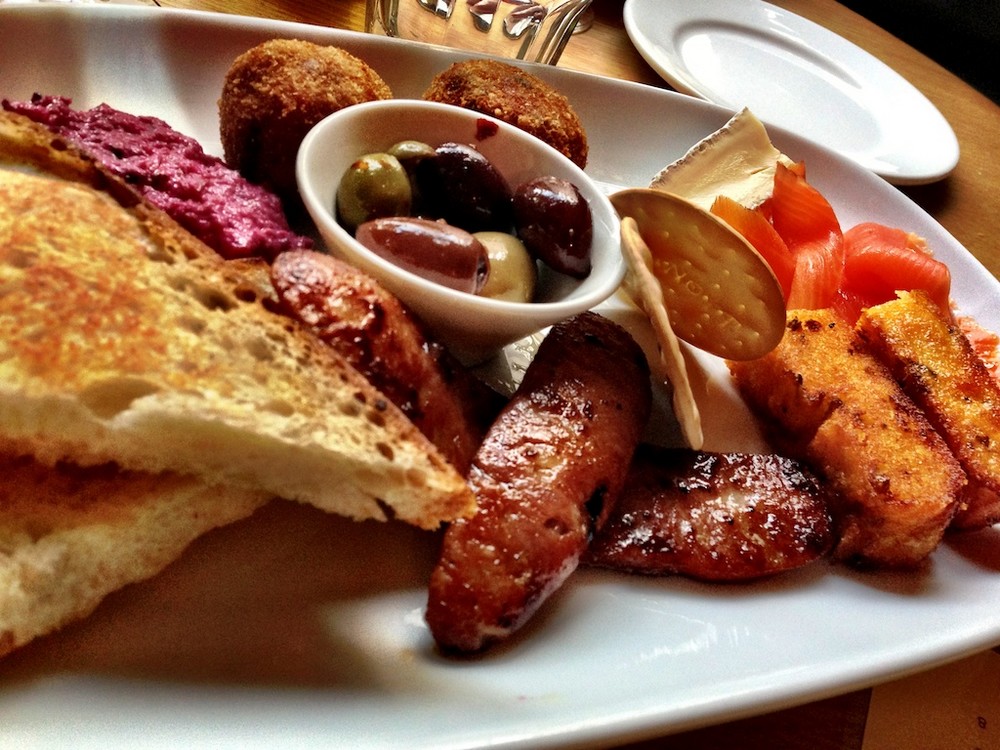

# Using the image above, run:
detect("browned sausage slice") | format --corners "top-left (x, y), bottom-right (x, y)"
top-left (270, 249), bottom-right (503, 474)
top-left (586, 446), bottom-right (835, 581)
top-left (426, 311), bottom-right (651, 653)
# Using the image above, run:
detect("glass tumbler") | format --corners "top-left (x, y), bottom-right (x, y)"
top-left (365, 0), bottom-right (594, 65)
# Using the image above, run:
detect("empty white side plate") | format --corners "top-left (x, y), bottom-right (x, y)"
top-left (623, 0), bottom-right (959, 184)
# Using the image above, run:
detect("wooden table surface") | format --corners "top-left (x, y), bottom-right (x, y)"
top-left (152, 0), bottom-right (1000, 746)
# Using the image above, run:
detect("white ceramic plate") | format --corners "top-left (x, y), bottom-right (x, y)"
top-left (1, 6), bottom-right (999, 749)
top-left (622, 0), bottom-right (959, 185)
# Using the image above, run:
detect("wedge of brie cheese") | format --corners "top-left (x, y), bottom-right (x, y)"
top-left (650, 108), bottom-right (793, 211)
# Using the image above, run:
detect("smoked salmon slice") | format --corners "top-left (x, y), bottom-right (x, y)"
top-left (710, 195), bottom-right (795, 301)
top-left (769, 163), bottom-right (844, 309)
top-left (838, 222), bottom-right (952, 321)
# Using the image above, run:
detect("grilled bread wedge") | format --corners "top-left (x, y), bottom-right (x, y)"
top-left (0, 112), bottom-right (474, 530)
top-left (0, 108), bottom-right (476, 657)
top-left (729, 310), bottom-right (965, 567)
top-left (0, 455), bottom-right (269, 657)
top-left (859, 291), bottom-right (1000, 530)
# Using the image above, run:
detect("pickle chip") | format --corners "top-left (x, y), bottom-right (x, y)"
top-left (611, 188), bottom-right (785, 361)
top-left (619, 216), bottom-right (703, 449)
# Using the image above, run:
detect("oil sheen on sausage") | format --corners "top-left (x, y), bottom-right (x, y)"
top-left (270, 249), bottom-right (503, 474)
top-left (426, 311), bottom-right (652, 653)
top-left (586, 446), bottom-right (834, 581)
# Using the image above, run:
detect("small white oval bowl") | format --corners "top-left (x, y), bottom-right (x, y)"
top-left (296, 99), bottom-right (624, 363)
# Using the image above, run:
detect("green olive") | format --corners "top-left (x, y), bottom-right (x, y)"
top-left (387, 140), bottom-right (436, 214)
top-left (474, 231), bottom-right (538, 303)
top-left (388, 140), bottom-right (436, 171)
top-left (336, 152), bottom-right (412, 233)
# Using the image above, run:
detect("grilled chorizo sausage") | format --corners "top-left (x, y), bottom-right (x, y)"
top-left (585, 446), bottom-right (834, 580)
top-left (270, 250), bottom-right (504, 474)
top-left (426, 311), bottom-right (651, 653)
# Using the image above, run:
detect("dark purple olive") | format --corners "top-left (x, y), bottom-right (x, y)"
top-left (355, 217), bottom-right (490, 294)
top-left (512, 176), bottom-right (593, 278)
top-left (414, 142), bottom-right (513, 233)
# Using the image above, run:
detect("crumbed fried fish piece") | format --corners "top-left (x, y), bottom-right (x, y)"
top-left (585, 445), bottom-right (834, 581)
top-left (729, 309), bottom-right (965, 567)
top-left (859, 291), bottom-right (1000, 529)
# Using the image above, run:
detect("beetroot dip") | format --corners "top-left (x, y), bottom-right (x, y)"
top-left (3, 94), bottom-right (311, 260)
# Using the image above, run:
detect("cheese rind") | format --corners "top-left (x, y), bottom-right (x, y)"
top-left (650, 108), bottom-right (793, 211)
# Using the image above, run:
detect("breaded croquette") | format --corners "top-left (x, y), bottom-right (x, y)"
top-left (729, 309), bottom-right (965, 567)
top-left (219, 38), bottom-right (392, 216)
top-left (423, 59), bottom-right (588, 169)
top-left (859, 291), bottom-right (1000, 530)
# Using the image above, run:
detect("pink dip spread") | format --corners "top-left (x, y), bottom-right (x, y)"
top-left (3, 94), bottom-right (311, 260)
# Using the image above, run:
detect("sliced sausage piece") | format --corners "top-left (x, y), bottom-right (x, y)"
top-left (586, 446), bottom-right (835, 581)
top-left (270, 249), bottom-right (504, 474)
top-left (426, 311), bottom-right (651, 653)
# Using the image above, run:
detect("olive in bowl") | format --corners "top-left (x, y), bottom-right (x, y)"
top-left (296, 99), bottom-right (623, 363)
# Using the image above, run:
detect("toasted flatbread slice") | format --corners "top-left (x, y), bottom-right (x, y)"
top-left (729, 309), bottom-right (965, 567)
top-left (859, 291), bottom-right (1000, 530)
top-left (0, 115), bottom-right (474, 530)
top-left (0, 454), bottom-right (269, 657)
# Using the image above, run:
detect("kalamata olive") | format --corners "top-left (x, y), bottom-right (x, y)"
top-left (336, 153), bottom-right (412, 233)
top-left (356, 217), bottom-right (490, 294)
top-left (512, 176), bottom-right (593, 278)
top-left (474, 231), bottom-right (537, 303)
top-left (414, 142), bottom-right (513, 233)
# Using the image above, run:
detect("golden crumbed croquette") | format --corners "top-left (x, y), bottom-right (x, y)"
top-left (219, 38), bottom-right (392, 215)
top-left (422, 59), bottom-right (589, 169)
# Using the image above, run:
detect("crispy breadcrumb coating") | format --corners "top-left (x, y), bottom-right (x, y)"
top-left (423, 59), bottom-right (588, 169)
top-left (729, 310), bottom-right (965, 568)
top-left (219, 38), bottom-right (392, 216)
top-left (859, 291), bottom-right (1000, 530)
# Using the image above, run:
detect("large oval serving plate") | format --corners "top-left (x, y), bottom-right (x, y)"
top-left (623, 0), bottom-right (960, 186)
top-left (1, 6), bottom-right (999, 749)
